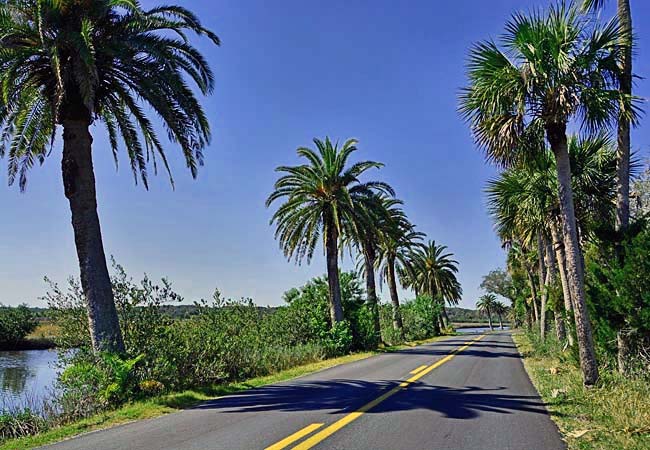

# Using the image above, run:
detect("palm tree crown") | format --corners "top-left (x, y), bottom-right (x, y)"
top-left (477, 293), bottom-right (497, 330)
top-left (486, 134), bottom-right (617, 246)
top-left (459, 2), bottom-right (632, 167)
top-left (0, 0), bottom-right (220, 189)
top-left (266, 137), bottom-right (392, 264)
top-left (408, 240), bottom-right (462, 306)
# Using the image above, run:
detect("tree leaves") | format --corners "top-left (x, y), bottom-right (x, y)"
top-left (0, 0), bottom-right (219, 189)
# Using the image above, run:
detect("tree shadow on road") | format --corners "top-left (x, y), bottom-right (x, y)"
top-left (193, 379), bottom-right (561, 421)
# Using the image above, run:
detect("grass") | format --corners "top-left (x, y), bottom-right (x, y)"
top-left (27, 322), bottom-right (60, 341)
top-left (0, 334), bottom-right (456, 450)
top-left (512, 331), bottom-right (650, 450)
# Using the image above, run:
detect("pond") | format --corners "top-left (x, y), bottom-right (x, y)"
top-left (0, 349), bottom-right (61, 412)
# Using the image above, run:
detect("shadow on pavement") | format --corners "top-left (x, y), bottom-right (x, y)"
top-left (193, 380), bottom-right (554, 420)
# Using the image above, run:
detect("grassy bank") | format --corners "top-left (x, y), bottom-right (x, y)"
top-left (512, 332), bottom-right (650, 450)
top-left (0, 323), bottom-right (59, 351)
top-left (1, 334), bottom-right (453, 450)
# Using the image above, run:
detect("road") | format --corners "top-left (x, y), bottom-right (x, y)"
top-left (43, 331), bottom-right (565, 450)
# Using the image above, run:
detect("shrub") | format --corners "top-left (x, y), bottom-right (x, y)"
top-left (0, 409), bottom-right (47, 441)
top-left (0, 305), bottom-right (37, 347)
top-left (585, 222), bottom-right (650, 373)
top-left (379, 295), bottom-right (443, 344)
top-left (57, 352), bottom-right (144, 420)
top-left (44, 263), bottom-right (440, 418)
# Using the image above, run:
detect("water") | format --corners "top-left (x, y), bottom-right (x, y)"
top-left (0, 349), bottom-right (61, 412)
top-left (456, 326), bottom-right (510, 334)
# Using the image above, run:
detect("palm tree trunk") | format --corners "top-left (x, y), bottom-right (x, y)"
top-left (617, 329), bottom-right (633, 375)
top-left (498, 314), bottom-right (504, 330)
top-left (324, 222), bottom-right (345, 325)
top-left (428, 283), bottom-right (441, 336)
top-left (616, 0), bottom-right (632, 232)
top-left (386, 256), bottom-right (403, 335)
top-left (545, 234), bottom-right (567, 343)
top-left (441, 305), bottom-right (450, 329)
top-left (548, 123), bottom-right (599, 386)
top-left (538, 233), bottom-right (547, 340)
top-left (526, 268), bottom-right (539, 323)
top-left (550, 219), bottom-right (575, 346)
top-left (363, 243), bottom-right (381, 340)
top-left (437, 313), bottom-right (445, 333)
top-left (616, 0), bottom-right (633, 376)
top-left (487, 308), bottom-right (493, 331)
top-left (62, 118), bottom-right (124, 353)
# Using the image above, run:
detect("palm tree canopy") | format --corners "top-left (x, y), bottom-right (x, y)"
top-left (476, 293), bottom-right (497, 312)
top-left (407, 240), bottom-right (462, 305)
top-left (486, 134), bottom-right (619, 246)
top-left (0, 0), bottom-right (219, 189)
top-left (266, 137), bottom-right (393, 264)
top-left (459, 2), bottom-right (636, 168)
top-left (493, 300), bottom-right (508, 315)
top-left (581, 0), bottom-right (607, 12)
top-left (375, 197), bottom-right (425, 287)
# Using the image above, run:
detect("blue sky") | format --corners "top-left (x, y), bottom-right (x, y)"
top-left (1, 0), bottom-right (648, 309)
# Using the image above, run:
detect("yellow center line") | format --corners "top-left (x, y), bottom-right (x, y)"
top-left (265, 423), bottom-right (324, 450)
top-left (291, 334), bottom-right (486, 450)
top-left (409, 364), bottom-right (428, 375)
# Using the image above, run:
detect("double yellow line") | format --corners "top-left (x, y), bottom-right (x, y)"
top-left (265, 334), bottom-right (486, 450)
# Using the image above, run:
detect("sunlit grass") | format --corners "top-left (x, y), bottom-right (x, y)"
top-left (513, 331), bottom-right (650, 450)
top-left (26, 322), bottom-right (60, 341)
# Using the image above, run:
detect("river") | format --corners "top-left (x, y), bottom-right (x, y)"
top-left (456, 326), bottom-right (510, 333)
top-left (0, 349), bottom-right (60, 412)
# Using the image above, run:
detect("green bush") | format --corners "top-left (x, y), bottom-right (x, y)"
top-left (0, 305), bottom-right (37, 346)
top-left (585, 222), bottom-right (650, 371)
top-left (46, 264), bottom-right (384, 413)
top-left (44, 262), bottom-right (444, 424)
top-left (379, 295), bottom-right (442, 344)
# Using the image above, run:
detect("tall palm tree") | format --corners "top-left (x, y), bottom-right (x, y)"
top-left (460, 3), bottom-right (632, 385)
top-left (584, 0), bottom-right (637, 376)
top-left (0, 1), bottom-right (219, 352)
top-left (583, 0), bottom-right (634, 232)
top-left (408, 241), bottom-right (462, 331)
top-left (487, 135), bottom-right (617, 344)
top-left (493, 300), bottom-right (508, 330)
top-left (267, 137), bottom-right (391, 326)
top-left (477, 294), bottom-right (497, 331)
top-left (351, 192), bottom-right (394, 339)
top-left (376, 199), bottom-right (424, 334)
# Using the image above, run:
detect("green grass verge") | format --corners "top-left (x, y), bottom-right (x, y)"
top-left (1, 334), bottom-right (456, 450)
top-left (512, 331), bottom-right (650, 450)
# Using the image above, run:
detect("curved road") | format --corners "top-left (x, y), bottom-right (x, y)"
top-left (43, 331), bottom-right (565, 450)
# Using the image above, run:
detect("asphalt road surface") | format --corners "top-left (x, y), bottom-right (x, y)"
top-left (43, 331), bottom-right (565, 450)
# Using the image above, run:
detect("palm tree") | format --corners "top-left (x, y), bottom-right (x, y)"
top-left (460, 3), bottom-right (632, 385)
top-left (584, 0), bottom-right (637, 377)
top-left (583, 0), bottom-right (634, 232)
top-left (0, 1), bottom-right (219, 352)
top-left (351, 192), bottom-right (394, 340)
top-left (493, 300), bottom-right (508, 330)
top-left (487, 135), bottom-right (617, 345)
top-left (408, 241), bottom-right (462, 331)
top-left (267, 137), bottom-right (391, 326)
top-left (376, 199), bottom-right (424, 335)
top-left (477, 294), bottom-right (497, 331)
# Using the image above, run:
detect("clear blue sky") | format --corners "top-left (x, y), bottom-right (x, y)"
top-left (0, 0), bottom-right (648, 309)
